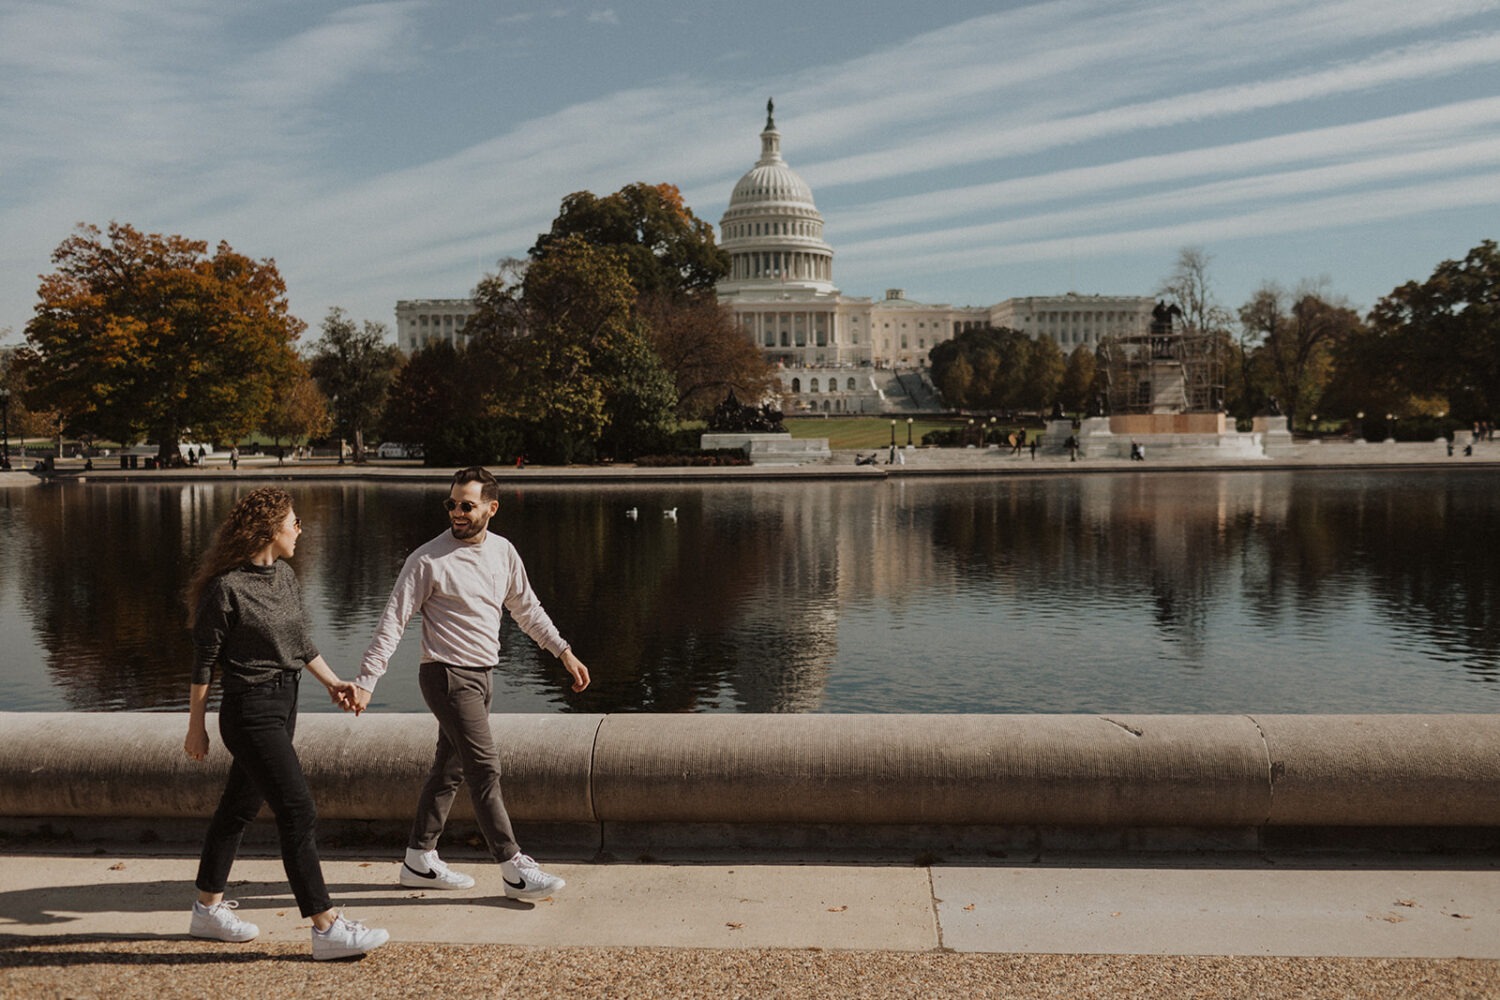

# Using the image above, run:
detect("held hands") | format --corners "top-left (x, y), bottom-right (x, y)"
top-left (326, 680), bottom-right (363, 713)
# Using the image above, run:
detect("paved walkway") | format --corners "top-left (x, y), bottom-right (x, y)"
top-left (2, 850), bottom-right (1498, 996)
top-left (7, 437), bottom-right (1500, 489)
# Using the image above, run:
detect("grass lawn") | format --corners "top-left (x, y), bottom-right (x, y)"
top-left (783, 416), bottom-right (1034, 450)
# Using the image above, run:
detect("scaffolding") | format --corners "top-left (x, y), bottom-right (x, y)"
top-left (1098, 303), bottom-right (1224, 415)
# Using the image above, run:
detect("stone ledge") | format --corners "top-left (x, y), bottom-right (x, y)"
top-left (2, 713), bottom-right (1497, 853)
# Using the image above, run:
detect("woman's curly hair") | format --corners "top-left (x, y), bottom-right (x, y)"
top-left (184, 486), bottom-right (294, 626)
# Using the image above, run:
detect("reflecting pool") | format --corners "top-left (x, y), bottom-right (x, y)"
top-left (2, 470), bottom-right (1498, 714)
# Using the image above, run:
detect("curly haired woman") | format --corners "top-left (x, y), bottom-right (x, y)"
top-left (183, 486), bottom-right (387, 960)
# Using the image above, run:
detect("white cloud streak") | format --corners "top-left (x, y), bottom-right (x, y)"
top-left (1, 0), bottom-right (1496, 337)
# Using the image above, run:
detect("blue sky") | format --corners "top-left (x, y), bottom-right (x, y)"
top-left (2, 0), bottom-right (1498, 346)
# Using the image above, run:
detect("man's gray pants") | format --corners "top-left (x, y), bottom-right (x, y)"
top-left (410, 661), bottom-right (519, 861)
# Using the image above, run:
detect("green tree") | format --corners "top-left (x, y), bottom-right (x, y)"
top-left (380, 338), bottom-right (521, 466)
top-left (1367, 240), bottom-right (1500, 420)
top-left (531, 183), bottom-right (729, 300)
top-left (307, 308), bottom-right (403, 462)
top-left (24, 222), bottom-right (303, 460)
top-left (510, 236), bottom-right (672, 463)
top-left (929, 327), bottom-right (1044, 411)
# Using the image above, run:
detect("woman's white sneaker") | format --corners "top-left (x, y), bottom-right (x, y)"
top-left (189, 899), bottom-right (259, 943)
top-left (500, 853), bottom-right (565, 900)
top-left (400, 848), bottom-right (475, 889)
top-left (311, 913), bottom-right (390, 961)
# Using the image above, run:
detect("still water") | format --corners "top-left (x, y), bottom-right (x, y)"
top-left (1, 471), bottom-right (1498, 715)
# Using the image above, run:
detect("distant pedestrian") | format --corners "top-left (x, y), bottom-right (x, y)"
top-left (1029, 439), bottom-right (1038, 460)
top-left (183, 486), bottom-right (388, 960)
top-left (229, 446), bottom-right (239, 470)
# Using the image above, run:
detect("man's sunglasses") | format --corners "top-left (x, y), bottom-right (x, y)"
top-left (443, 499), bottom-right (490, 513)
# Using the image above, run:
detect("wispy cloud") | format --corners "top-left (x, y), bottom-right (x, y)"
top-left (0, 0), bottom-right (1495, 338)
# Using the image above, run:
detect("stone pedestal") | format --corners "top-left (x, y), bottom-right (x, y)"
top-left (1075, 416), bottom-right (1115, 458)
top-left (1253, 415), bottom-right (1294, 457)
top-left (700, 433), bottom-right (830, 465)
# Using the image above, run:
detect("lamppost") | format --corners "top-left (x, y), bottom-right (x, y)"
top-left (0, 387), bottom-right (10, 471)
top-left (1385, 412), bottom-right (1394, 441)
top-left (889, 419), bottom-right (896, 448)
top-left (1356, 411), bottom-right (1365, 441)
top-left (906, 417), bottom-right (913, 446)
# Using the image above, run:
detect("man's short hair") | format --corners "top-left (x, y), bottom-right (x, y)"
top-left (451, 466), bottom-right (499, 502)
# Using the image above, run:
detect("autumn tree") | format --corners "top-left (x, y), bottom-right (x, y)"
top-left (1, 350), bottom-right (61, 463)
top-left (1020, 335), bottom-right (1066, 411)
top-left (261, 363), bottom-right (333, 449)
top-left (1366, 240), bottom-right (1500, 420)
top-left (306, 308), bottom-right (403, 462)
top-left (1238, 282), bottom-right (1359, 424)
top-left (24, 222), bottom-right (304, 460)
top-left (636, 293), bottom-right (775, 419)
top-left (531, 183), bottom-right (729, 300)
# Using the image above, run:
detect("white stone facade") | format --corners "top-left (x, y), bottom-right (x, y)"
top-left (713, 103), bottom-right (1153, 412)
top-left (394, 299), bottom-right (477, 354)
top-left (392, 101), bottom-right (1153, 396)
top-left (989, 294), bottom-right (1154, 353)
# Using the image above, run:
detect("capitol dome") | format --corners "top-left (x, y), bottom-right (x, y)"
top-left (718, 100), bottom-right (835, 292)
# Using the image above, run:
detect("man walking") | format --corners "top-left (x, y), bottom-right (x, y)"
top-left (351, 466), bottom-right (590, 900)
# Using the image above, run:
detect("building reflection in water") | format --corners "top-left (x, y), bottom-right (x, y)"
top-left (1, 470), bottom-right (1497, 714)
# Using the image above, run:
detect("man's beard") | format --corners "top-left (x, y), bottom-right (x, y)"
top-left (450, 518), bottom-right (488, 539)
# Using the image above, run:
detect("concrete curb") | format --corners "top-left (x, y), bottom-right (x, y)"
top-left (3, 713), bottom-right (1498, 852)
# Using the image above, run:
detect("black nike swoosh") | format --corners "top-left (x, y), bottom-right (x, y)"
top-left (404, 863), bottom-right (438, 880)
top-left (504, 876), bottom-right (527, 889)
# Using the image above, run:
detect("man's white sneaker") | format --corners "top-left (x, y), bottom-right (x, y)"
top-left (189, 899), bottom-right (259, 943)
top-left (311, 913), bottom-right (389, 961)
top-left (400, 848), bottom-right (476, 890)
top-left (499, 852), bottom-right (565, 901)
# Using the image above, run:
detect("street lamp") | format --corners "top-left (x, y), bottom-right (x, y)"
top-left (1385, 412), bottom-right (1394, 441)
top-left (0, 387), bottom-right (10, 470)
top-left (906, 417), bottom-right (913, 446)
top-left (1356, 410), bottom-right (1365, 440)
top-left (889, 419), bottom-right (896, 447)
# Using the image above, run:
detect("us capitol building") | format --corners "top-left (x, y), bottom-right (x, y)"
top-left (397, 101), bottom-right (1154, 414)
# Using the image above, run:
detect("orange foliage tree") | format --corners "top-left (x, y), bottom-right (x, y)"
top-left (24, 222), bottom-right (304, 460)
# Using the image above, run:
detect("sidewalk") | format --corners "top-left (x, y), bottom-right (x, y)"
top-left (3, 850), bottom-right (1498, 997)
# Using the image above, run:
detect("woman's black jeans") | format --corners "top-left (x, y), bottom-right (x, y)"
top-left (194, 670), bottom-right (333, 918)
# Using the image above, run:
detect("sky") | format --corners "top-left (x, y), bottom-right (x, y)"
top-left (2, 0), bottom-right (1498, 346)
